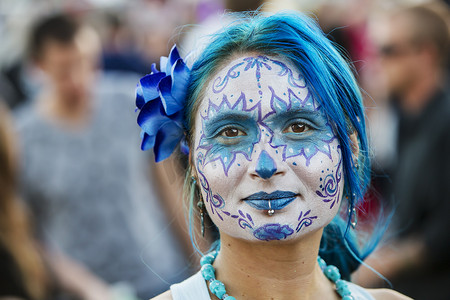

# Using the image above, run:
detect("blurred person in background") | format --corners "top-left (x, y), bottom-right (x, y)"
top-left (1, 98), bottom-right (116, 300)
top-left (354, 3), bottom-right (450, 299)
top-left (316, 0), bottom-right (396, 222)
top-left (15, 13), bottom-right (190, 299)
top-left (0, 101), bottom-right (50, 300)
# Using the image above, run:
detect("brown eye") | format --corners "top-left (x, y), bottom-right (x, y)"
top-left (221, 128), bottom-right (244, 137)
top-left (283, 123), bottom-right (311, 134)
top-left (291, 123), bottom-right (306, 133)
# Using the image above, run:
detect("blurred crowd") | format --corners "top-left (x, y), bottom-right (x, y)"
top-left (0, 0), bottom-right (449, 300)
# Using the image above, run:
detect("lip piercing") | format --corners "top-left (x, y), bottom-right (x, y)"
top-left (268, 200), bottom-right (275, 216)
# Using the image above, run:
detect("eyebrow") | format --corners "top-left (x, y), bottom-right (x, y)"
top-left (265, 108), bottom-right (325, 122)
top-left (203, 110), bottom-right (256, 125)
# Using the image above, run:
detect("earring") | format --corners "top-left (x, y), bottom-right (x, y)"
top-left (352, 152), bottom-right (359, 171)
top-left (197, 200), bottom-right (205, 237)
top-left (191, 176), bottom-right (205, 237)
top-left (353, 159), bottom-right (359, 171)
top-left (349, 206), bottom-right (357, 229)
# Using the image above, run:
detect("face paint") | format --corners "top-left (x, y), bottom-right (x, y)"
top-left (255, 150), bottom-right (277, 179)
top-left (197, 93), bottom-right (261, 176)
top-left (193, 55), bottom-right (343, 241)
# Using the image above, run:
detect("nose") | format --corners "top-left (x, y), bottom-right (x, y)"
top-left (255, 150), bottom-right (277, 179)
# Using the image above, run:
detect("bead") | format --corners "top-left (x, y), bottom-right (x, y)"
top-left (342, 296), bottom-right (354, 300)
top-left (210, 250), bottom-right (219, 259)
top-left (209, 279), bottom-right (227, 299)
top-left (200, 254), bottom-right (216, 266)
top-left (335, 279), bottom-right (347, 288)
top-left (335, 280), bottom-right (351, 296)
top-left (224, 296), bottom-right (236, 300)
top-left (317, 257), bottom-right (327, 270)
top-left (201, 264), bottom-right (215, 281)
top-left (336, 282), bottom-right (351, 296)
top-left (324, 265), bottom-right (341, 282)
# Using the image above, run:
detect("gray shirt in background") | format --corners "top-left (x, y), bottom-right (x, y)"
top-left (15, 72), bottom-right (190, 299)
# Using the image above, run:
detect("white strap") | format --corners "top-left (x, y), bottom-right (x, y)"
top-left (346, 281), bottom-right (376, 300)
top-left (170, 271), bottom-right (211, 300)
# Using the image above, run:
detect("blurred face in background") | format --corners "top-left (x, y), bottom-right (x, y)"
top-left (37, 28), bottom-right (100, 106)
top-left (376, 14), bottom-right (423, 97)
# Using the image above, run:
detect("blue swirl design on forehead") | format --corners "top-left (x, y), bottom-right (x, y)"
top-left (212, 61), bottom-right (245, 94)
top-left (262, 86), bottom-right (337, 166)
top-left (270, 59), bottom-right (306, 89)
top-left (197, 92), bottom-right (262, 176)
top-left (212, 56), bottom-right (305, 94)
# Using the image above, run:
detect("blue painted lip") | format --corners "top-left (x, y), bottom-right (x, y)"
top-left (243, 191), bottom-right (297, 210)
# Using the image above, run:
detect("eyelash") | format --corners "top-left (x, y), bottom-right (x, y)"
top-left (217, 126), bottom-right (246, 138)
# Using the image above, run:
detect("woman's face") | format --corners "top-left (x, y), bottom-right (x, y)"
top-left (193, 55), bottom-right (343, 242)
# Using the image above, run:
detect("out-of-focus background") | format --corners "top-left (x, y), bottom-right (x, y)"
top-left (0, 0), bottom-right (449, 300)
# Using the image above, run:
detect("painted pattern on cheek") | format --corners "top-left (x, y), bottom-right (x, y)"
top-left (196, 152), bottom-right (226, 220)
top-left (316, 146), bottom-right (343, 209)
top-left (296, 209), bottom-right (318, 232)
top-left (221, 209), bottom-right (255, 230)
top-left (196, 151), bottom-right (260, 231)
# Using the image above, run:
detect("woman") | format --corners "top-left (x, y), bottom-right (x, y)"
top-left (136, 11), bottom-right (410, 300)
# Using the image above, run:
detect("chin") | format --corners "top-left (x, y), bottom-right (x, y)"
top-left (220, 220), bottom-right (325, 243)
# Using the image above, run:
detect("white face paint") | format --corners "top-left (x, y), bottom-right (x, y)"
top-left (193, 55), bottom-right (343, 242)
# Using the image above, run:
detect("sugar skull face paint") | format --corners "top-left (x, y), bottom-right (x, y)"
top-left (193, 55), bottom-right (343, 241)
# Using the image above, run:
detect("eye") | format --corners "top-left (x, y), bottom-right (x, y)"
top-left (219, 127), bottom-right (246, 138)
top-left (284, 122), bottom-right (311, 134)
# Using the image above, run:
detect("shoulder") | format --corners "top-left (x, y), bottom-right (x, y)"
top-left (346, 282), bottom-right (411, 300)
top-left (151, 290), bottom-right (173, 300)
top-left (368, 288), bottom-right (413, 300)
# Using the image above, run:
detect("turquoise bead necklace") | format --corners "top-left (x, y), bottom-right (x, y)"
top-left (200, 250), bottom-right (355, 300)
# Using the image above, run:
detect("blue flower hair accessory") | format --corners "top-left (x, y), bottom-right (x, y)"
top-left (136, 45), bottom-right (190, 162)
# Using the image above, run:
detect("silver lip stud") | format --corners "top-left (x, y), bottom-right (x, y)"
top-left (268, 200), bottom-right (275, 216)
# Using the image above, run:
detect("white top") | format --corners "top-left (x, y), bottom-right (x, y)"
top-left (171, 271), bottom-right (375, 300)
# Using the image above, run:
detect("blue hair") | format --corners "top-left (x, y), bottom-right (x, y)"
top-left (184, 11), bottom-right (380, 280)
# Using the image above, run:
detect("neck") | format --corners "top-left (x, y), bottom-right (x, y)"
top-left (212, 230), bottom-right (338, 300)
top-left (401, 68), bottom-right (442, 115)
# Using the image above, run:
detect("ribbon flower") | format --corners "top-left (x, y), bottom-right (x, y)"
top-left (136, 45), bottom-right (190, 162)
